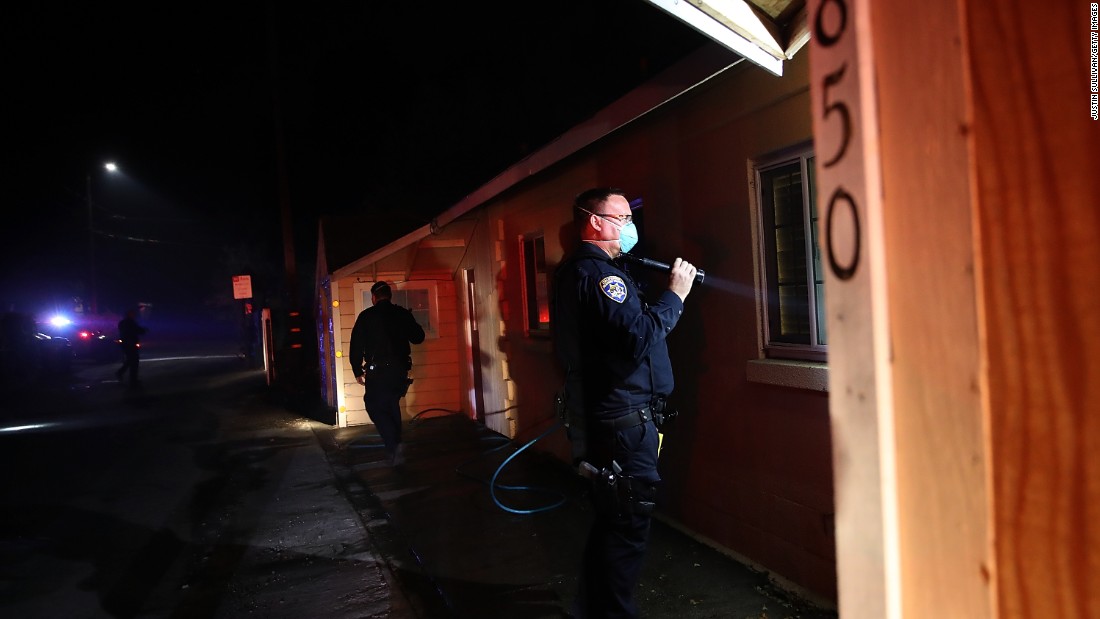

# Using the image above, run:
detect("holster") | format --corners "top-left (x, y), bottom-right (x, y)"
top-left (650, 397), bottom-right (679, 431)
top-left (578, 460), bottom-right (656, 518)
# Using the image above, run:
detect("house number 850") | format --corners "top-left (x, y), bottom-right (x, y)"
top-left (815, 0), bottom-right (860, 281)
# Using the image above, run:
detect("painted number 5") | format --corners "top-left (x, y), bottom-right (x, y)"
top-left (821, 64), bottom-right (850, 168)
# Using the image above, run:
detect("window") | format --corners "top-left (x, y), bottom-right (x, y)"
top-left (521, 233), bottom-right (550, 334)
top-left (393, 287), bottom-right (432, 334)
top-left (755, 144), bottom-right (826, 361)
top-left (354, 280), bottom-right (440, 339)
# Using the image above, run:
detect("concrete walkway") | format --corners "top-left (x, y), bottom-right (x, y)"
top-left (314, 412), bottom-right (838, 619)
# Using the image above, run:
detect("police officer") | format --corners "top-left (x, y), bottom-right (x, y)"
top-left (115, 309), bottom-right (147, 387)
top-left (349, 281), bottom-right (426, 466)
top-left (552, 187), bottom-right (697, 618)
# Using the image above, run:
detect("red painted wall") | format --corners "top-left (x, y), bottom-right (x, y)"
top-left (479, 50), bottom-right (836, 601)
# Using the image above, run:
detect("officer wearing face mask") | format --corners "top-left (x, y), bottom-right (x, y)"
top-left (551, 187), bottom-right (697, 619)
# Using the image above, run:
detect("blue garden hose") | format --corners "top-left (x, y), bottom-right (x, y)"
top-left (485, 419), bottom-right (567, 515)
top-left (417, 409), bottom-right (568, 515)
top-left (347, 407), bottom-right (569, 515)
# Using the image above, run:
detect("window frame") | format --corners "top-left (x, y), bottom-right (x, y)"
top-left (752, 142), bottom-right (827, 363)
top-left (519, 231), bottom-right (551, 337)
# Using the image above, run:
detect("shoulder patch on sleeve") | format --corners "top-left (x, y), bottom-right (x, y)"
top-left (599, 275), bottom-right (628, 303)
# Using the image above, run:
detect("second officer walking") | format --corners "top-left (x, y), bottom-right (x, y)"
top-left (348, 281), bottom-right (425, 466)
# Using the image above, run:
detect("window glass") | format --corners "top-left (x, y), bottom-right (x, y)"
top-left (808, 158), bottom-right (826, 345)
top-left (393, 288), bottom-right (431, 333)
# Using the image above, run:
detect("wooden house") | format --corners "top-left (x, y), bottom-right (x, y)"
top-left (314, 1), bottom-right (1099, 615)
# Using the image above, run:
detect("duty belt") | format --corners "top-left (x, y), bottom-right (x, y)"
top-left (598, 407), bottom-right (652, 431)
top-left (367, 357), bottom-right (406, 370)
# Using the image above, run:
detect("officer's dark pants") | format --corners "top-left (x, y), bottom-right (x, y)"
top-left (363, 369), bottom-right (405, 458)
top-left (117, 346), bottom-right (140, 384)
top-left (575, 418), bottom-right (660, 619)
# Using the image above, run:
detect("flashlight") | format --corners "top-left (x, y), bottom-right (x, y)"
top-left (619, 253), bottom-right (706, 285)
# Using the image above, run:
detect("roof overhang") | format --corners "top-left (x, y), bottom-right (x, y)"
top-left (642, 0), bottom-right (809, 76)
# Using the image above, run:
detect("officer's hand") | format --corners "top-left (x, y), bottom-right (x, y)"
top-left (356, 375), bottom-right (365, 386)
top-left (668, 257), bottom-right (697, 301)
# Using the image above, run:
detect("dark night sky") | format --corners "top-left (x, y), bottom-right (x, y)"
top-left (1, 2), bottom-right (707, 320)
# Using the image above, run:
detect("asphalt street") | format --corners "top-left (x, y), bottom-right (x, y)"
top-left (0, 338), bottom-right (409, 619)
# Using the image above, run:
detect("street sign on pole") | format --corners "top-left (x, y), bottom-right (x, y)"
top-left (232, 275), bottom-right (253, 299)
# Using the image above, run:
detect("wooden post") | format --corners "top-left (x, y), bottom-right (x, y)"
top-left (870, 0), bottom-right (991, 615)
top-left (808, 0), bottom-right (898, 616)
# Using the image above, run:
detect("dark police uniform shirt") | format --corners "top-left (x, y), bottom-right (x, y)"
top-left (552, 242), bottom-right (684, 419)
top-left (348, 300), bottom-right (426, 380)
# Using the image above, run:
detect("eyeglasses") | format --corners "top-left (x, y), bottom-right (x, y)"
top-left (577, 206), bottom-right (634, 226)
top-left (595, 213), bottom-right (633, 225)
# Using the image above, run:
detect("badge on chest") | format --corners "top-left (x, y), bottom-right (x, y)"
top-left (599, 275), bottom-right (628, 303)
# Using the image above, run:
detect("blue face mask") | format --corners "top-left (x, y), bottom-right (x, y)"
top-left (580, 208), bottom-right (639, 253)
top-left (616, 221), bottom-right (639, 253)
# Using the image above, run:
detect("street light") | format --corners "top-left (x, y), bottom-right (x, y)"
top-left (87, 161), bottom-right (118, 315)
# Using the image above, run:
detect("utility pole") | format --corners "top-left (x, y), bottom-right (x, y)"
top-left (86, 172), bottom-right (97, 315)
top-left (85, 162), bottom-right (118, 315)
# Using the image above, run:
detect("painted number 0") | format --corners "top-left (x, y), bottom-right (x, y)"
top-left (826, 188), bottom-right (860, 280)
top-left (815, 0), bottom-right (860, 280)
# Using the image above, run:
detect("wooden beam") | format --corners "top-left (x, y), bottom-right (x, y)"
top-left (404, 238), bottom-right (422, 283)
top-left (808, 0), bottom-right (896, 616)
top-left (964, 2), bottom-right (1100, 618)
top-left (784, 4), bottom-right (810, 59)
top-left (871, 0), bottom-right (991, 614)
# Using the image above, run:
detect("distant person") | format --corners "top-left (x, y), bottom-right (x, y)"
top-left (348, 281), bottom-right (425, 466)
top-left (116, 310), bottom-right (147, 386)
